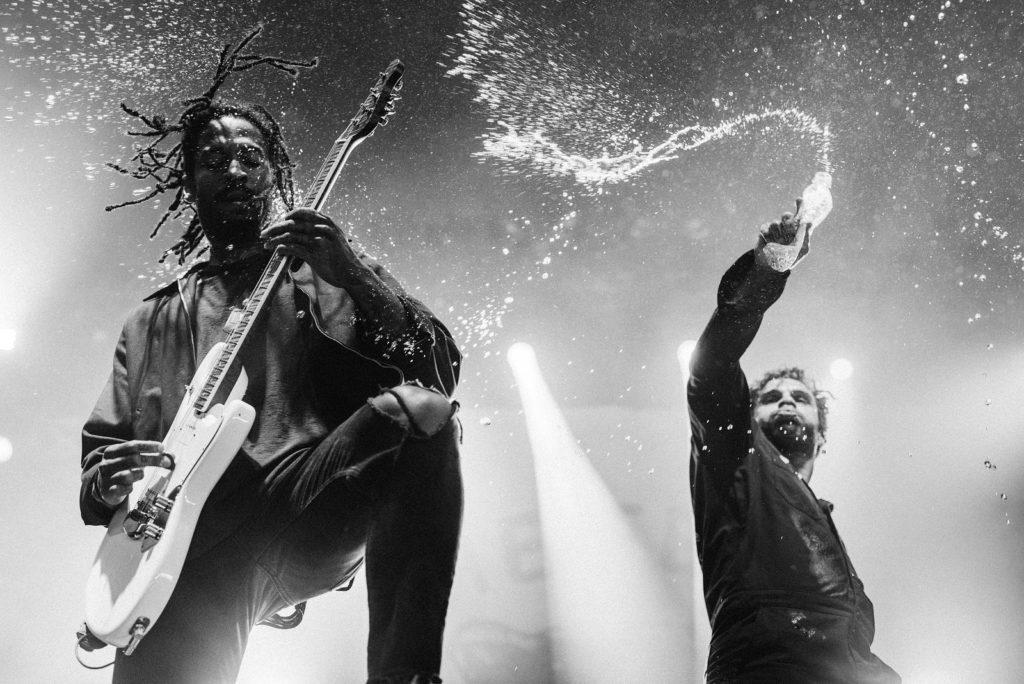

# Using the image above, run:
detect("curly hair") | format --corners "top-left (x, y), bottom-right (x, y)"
top-left (105, 25), bottom-right (317, 264)
top-left (751, 366), bottom-right (830, 439)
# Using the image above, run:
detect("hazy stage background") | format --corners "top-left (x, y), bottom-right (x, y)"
top-left (1, 1), bottom-right (1022, 682)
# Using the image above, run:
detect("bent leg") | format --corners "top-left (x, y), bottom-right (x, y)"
top-left (364, 386), bottom-right (463, 683)
top-left (251, 385), bottom-right (462, 683)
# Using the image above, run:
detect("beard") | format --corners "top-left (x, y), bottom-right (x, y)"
top-left (763, 415), bottom-right (817, 459)
top-left (200, 194), bottom-right (271, 251)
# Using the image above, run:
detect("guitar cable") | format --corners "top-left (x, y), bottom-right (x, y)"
top-left (74, 623), bottom-right (115, 670)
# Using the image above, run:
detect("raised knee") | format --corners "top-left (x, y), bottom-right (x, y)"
top-left (371, 385), bottom-right (454, 437)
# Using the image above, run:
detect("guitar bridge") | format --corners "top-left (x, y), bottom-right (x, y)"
top-left (123, 487), bottom-right (175, 549)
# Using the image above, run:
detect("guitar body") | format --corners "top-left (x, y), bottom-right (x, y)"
top-left (84, 343), bottom-right (255, 652)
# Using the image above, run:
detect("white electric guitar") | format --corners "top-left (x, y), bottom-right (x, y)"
top-left (83, 59), bottom-right (405, 655)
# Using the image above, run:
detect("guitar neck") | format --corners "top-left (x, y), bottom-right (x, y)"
top-left (191, 131), bottom-right (364, 415)
top-left (303, 133), bottom-right (366, 211)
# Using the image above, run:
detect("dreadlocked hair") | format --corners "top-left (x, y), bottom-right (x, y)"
top-left (105, 24), bottom-right (317, 265)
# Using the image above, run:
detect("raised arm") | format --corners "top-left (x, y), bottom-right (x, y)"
top-left (688, 209), bottom-right (806, 469)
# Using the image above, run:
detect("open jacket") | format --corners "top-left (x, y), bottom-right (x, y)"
top-left (80, 254), bottom-right (460, 560)
top-left (688, 251), bottom-right (899, 684)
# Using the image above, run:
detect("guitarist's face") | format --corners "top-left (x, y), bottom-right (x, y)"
top-left (190, 115), bottom-right (275, 251)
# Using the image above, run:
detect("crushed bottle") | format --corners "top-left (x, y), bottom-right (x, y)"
top-left (762, 171), bottom-right (833, 271)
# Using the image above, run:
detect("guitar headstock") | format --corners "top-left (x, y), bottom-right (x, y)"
top-left (346, 59), bottom-right (405, 143)
top-left (301, 59), bottom-right (405, 211)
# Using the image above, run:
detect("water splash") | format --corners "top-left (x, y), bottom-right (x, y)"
top-left (0, 1), bottom-right (259, 127)
top-left (444, 0), bottom-right (834, 349)
top-left (449, 0), bottom-right (831, 189)
top-left (479, 110), bottom-right (831, 189)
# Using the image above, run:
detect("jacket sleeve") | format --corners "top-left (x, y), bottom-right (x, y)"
top-left (688, 250), bottom-right (789, 474)
top-left (355, 261), bottom-right (461, 397)
top-left (80, 323), bottom-right (134, 526)
top-left (293, 256), bottom-right (462, 398)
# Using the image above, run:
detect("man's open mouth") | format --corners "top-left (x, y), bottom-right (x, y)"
top-left (220, 190), bottom-right (254, 202)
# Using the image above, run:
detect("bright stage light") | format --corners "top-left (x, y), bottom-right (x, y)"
top-left (0, 436), bottom-right (12, 463)
top-left (507, 341), bottom-right (536, 366)
top-left (506, 342), bottom-right (688, 681)
top-left (0, 329), bottom-right (15, 351)
top-left (830, 357), bottom-right (854, 380)
top-left (677, 339), bottom-right (698, 368)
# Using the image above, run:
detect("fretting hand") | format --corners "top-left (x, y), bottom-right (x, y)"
top-left (261, 208), bottom-right (363, 288)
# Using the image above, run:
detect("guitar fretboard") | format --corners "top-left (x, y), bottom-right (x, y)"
top-left (302, 133), bottom-right (362, 210)
top-left (193, 250), bottom-right (289, 414)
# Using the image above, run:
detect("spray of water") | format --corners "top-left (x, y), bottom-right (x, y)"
top-left (443, 0), bottom-right (834, 348)
top-left (479, 110), bottom-right (831, 188)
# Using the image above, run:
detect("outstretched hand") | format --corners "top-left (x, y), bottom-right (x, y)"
top-left (262, 208), bottom-right (363, 288)
top-left (755, 199), bottom-right (812, 271)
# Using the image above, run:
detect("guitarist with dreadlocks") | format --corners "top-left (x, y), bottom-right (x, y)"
top-left (78, 29), bottom-right (462, 684)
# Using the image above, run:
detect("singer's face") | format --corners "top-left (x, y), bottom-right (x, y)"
top-left (191, 115), bottom-right (274, 246)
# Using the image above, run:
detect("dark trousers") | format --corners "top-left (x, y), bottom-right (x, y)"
top-left (706, 605), bottom-right (902, 684)
top-left (112, 401), bottom-right (463, 684)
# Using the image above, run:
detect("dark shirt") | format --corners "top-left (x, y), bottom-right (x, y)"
top-left (688, 251), bottom-right (900, 684)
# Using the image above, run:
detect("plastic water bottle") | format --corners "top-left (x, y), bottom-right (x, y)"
top-left (761, 171), bottom-right (833, 271)
top-left (795, 171), bottom-right (833, 232)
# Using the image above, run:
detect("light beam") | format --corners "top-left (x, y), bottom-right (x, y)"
top-left (676, 339), bottom-right (711, 683)
top-left (507, 342), bottom-right (688, 681)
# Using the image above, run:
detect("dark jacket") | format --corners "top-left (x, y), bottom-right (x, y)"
top-left (688, 251), bottom-right (899, 683)
top-left (80, 254), bottom-right (460, 559)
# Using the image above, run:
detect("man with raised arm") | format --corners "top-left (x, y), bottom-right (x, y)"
top-left (687, 202), bottom-right (900, 683)
top-left (79, 32), bottom-right (462, 684)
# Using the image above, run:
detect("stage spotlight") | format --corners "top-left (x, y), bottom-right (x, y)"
top-left (0, 328), bottom-right (15, 351)
top-left (507, 341), bottom-right (535, 367)
top-left (506, 342), bottom-right (688, 682)
top-left (830, 357), bottom-right (854, 380)
top-left (677, 339), bottom-right (698, 373)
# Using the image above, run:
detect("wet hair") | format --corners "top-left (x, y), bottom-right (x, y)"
top-left (105, 25), bottom-right (317, 264)
top-left (751, 366), bottom-right (830, 439)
